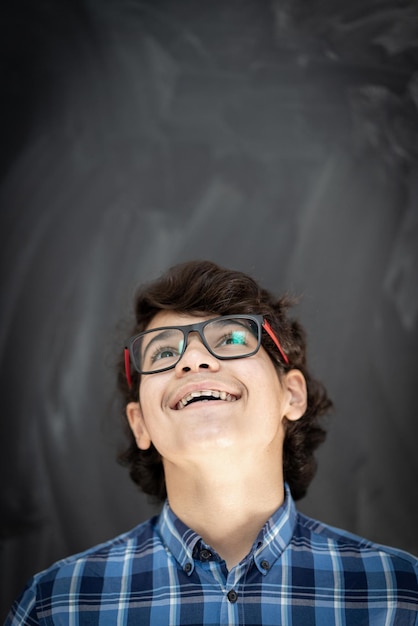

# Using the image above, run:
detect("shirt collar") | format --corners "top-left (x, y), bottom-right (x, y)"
top-left (156, 483), bottom-right (297, 576)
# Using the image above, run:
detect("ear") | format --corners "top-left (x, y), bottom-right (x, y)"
top-left (282, 369), bottom-right (307, 422)
top-left (126, 402), bottom-right (152, 450)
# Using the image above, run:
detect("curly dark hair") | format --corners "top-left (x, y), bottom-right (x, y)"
top-left (117, 260), bottom-right (332, 502)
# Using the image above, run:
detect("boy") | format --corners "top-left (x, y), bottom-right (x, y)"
top-left (6, 260), bottom-right (418, 625)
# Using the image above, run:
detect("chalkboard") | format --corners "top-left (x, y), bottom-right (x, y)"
top-left (1, 0), bottom-right (417, 619)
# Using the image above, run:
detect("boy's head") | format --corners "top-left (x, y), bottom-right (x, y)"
top-left (118, 260), bottom-right (332, 501)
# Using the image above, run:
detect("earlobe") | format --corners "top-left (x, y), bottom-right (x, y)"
top-left (126, 402), bottom-right (152, 450)
top-left (283, 370), bottom-right (308, 422)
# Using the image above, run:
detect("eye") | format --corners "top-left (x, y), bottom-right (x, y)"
top-left (220, 330), bottom-right (247, 346)
top-left (151, 345), bottom-right (180, 362)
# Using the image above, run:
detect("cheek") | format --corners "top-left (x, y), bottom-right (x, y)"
top-left (138, 377), bottom-right (166, 423)
top-left (139, 377), bottom-right (157, 402)
top-left (256, 368), bottom-right (279, 392)
top-left (250, 366), bottom-right (286, 418)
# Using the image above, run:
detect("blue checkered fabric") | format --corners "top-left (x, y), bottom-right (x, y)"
top-left (6, 485), bottom-right (418, 625)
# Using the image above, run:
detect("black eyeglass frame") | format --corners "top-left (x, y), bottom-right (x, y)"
top-left (124, 314), bottom-right (289, 388)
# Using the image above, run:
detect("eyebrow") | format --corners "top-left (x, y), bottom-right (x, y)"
top-left (209, 318), bottom-right (252, 329)
top-left (209, 318), bottom-right (256, 336)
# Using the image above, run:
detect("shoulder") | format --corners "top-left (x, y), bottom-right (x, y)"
top-left (39, 515), bottom-right (161, 581)
top-left (5, 516), bottom-right (162, 625)
top-left (295, 511), bottom-right (418, 579)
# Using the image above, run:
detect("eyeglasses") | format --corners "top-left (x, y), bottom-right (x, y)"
top-left (124, 314), bottom-right (289, 387)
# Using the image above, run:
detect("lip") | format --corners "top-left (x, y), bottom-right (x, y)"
top-left (169, 380), bottom-right (242, 411)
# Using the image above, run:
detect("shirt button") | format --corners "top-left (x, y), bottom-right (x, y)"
top-left (200, 549), bottom-right (212, 560)
top-left (227, 589), bottom-right (238, 603)
top-left (261, 560), bottom-right (270, 570)
top-left (184, 562), bottom-right (192, 573)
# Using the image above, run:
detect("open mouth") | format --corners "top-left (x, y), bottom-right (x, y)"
top-left (176, 389), bottom-right (238, 410)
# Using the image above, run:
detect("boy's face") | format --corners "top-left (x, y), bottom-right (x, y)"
top-left (126, 311), bottom-right (307, 473)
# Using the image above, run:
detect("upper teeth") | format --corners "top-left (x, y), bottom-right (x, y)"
top-left (176, 389), bottom-right (237, 410)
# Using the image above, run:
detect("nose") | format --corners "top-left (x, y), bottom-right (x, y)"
top-left (174, 333), bottom-right (220, 374)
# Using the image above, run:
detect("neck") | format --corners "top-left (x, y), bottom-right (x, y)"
top-left (164, 456), bottom-right (284, 569)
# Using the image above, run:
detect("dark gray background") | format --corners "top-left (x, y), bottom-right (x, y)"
top-left (1, 0), bottom-right (418, 619)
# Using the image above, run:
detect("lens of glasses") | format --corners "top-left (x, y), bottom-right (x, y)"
top-left (203, 316), bottom-right (259, 358)
top-left (131, 316), bottom-right (260, 373)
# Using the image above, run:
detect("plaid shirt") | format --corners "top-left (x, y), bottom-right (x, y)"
top-left (6, 485), bottom-right (418, 625)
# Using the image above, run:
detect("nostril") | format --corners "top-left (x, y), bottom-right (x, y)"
top-left (182, 363), bottom-right (209, 372)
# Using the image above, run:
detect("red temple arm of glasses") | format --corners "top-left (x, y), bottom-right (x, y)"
top-left (262, 320), bottom-right (289, 365)
top-left (124, 348), bottom-right (133, 389)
